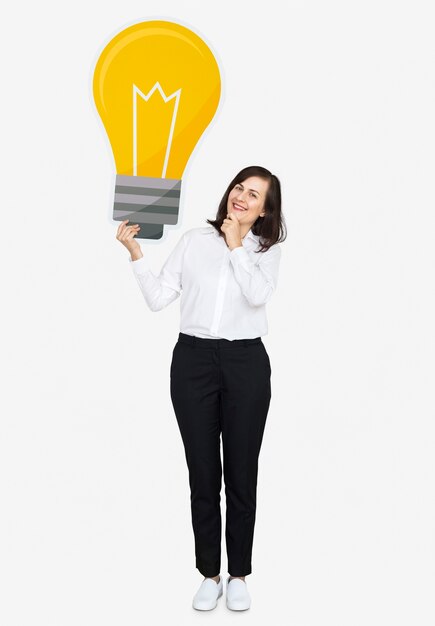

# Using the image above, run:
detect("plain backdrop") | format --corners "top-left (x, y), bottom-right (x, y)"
top-left (1, 1), bottom-right (434, 624)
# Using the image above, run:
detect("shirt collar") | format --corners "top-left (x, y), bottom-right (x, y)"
top-left (200, 226), bottom-right (260, 244)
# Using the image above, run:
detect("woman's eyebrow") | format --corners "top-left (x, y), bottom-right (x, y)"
top-left (238, 183), bottom-right (260, 195)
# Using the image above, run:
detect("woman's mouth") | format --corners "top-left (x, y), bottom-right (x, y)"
top-left (233, 203), bottom-right (247, 212)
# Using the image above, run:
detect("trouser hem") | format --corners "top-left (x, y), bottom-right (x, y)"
top-left (196, 563), bottom-right (220, 577)
top-left (228, 566), bottom-right (252, 577)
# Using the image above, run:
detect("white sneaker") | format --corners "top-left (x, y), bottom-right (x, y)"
top-left (192, 575), bottom-right (223, 610)
top-left (226, 576), bottom-right (251, 611)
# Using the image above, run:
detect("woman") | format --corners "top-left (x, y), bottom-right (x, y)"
top-left (116, 165), bottom-right (286, 611)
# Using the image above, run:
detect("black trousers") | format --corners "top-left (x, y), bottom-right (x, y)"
top-left (170, 332), bottom-right (272, 577)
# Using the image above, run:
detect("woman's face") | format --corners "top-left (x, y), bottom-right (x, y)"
top-left (226, 176), bottom-right (269, 226)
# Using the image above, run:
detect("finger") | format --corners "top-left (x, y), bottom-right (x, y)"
top-left (119, 219), bottom-right (139, 229)
top-left (120, 225), bottom-right (140, 241)
top-left (117, 220), bottom-right (139, 235)
top-left (117, 220), bottom-right (138, 238)
top-left (125, 228), bottom-right (138, 241)
top-left (116, 219), bottom-right (129, 237)
top-left (125, 225), bottom-right (140, 235)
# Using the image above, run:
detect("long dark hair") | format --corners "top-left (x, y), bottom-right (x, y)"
top-left (206, 165), bottom-right (286, 253)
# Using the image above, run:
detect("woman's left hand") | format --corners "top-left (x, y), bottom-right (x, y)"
top-left (220, 211), bottom-right (243, 250)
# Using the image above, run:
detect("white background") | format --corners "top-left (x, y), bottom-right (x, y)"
top-left (1, 1), bottom-right (434, 624)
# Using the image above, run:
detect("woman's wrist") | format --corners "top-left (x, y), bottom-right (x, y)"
top-left (130, 248), bottom-right (143, 261)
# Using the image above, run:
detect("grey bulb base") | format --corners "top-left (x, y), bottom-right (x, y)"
top-left (113, 174), bottom-right (181, 240)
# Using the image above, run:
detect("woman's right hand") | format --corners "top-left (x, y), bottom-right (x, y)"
top-left (116, 220), bottom-right (142, 258)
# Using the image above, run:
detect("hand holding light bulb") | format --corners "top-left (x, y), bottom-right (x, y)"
top-left (116, 220), bottom-right (143, 260)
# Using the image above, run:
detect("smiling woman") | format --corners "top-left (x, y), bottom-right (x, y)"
top-left (207, 164), bottom-right (286, 253)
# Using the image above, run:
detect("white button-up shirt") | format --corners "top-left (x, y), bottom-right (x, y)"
top-left (128, 226), bottom-right (281, 340)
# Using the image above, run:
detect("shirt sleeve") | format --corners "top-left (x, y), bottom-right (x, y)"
top-left (128, 232), bottom-right (185, 312)
top-left (229, 243), bottom-right (281, 307)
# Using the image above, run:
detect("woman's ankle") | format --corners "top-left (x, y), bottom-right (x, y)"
top-left (205, 574), bottom-right (220, 583)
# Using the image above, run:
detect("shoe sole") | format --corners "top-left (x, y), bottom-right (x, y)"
top-left (226, 602), bottom-right (251, 611)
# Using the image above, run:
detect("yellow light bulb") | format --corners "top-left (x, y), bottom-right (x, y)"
top-left (93, 20), bottom-right (222, 239)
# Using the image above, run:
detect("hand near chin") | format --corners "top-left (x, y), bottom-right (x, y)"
top-left (220, 211), bottom-right (243, 250)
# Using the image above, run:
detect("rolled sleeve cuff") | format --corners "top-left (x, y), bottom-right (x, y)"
top-left (129, 255), bottom-right (149, 275)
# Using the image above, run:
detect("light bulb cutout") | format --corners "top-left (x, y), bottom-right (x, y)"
top-left (93, 20), bottom-right (222, 239)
